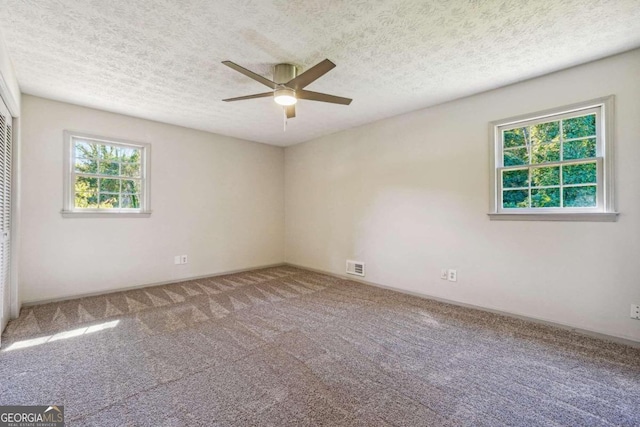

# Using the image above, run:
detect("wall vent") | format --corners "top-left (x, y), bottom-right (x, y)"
top-left (346, 260), bottom-right (365, 277)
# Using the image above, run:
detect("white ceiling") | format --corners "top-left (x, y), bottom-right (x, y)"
top-left (1, 0), bottom-right (639, 147)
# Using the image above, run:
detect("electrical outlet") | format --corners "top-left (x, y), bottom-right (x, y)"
top-left (174, 256), bottom-right (181, 265)
top-left (440, 269), bottom-right (448, 280)
top-left (447, 269), bottom-right (457, 282)
top-left (631, 304), bottom-right (640, 320)
top-left (181, 255), bottom-right (188, 264)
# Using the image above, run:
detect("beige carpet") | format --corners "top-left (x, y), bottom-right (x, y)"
top-left (1, 266), bottom-right (639, 426)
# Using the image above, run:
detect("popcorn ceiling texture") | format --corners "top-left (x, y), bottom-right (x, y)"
top-left (0, 0), bottom-right (639, 146)
top-left (2, 266), bottom-right (640, 425)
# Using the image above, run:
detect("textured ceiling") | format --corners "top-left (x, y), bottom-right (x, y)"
top-left (1, 0), bottom-right (639, 146)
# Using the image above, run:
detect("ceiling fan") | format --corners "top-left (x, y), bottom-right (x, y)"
top-left (221, 59), bottom-right (352, 119)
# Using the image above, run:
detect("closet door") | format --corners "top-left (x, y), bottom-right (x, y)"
top-left (0, 97), bottom-right (11, 342)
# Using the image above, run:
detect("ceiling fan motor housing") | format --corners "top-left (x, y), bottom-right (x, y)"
top-left (273, 63), bottom-right (297, 84)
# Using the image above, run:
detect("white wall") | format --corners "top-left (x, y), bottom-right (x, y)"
top-left (20, 95), bottom-right (284, 303)
top-left (285, 49), bottom-right (640, 342)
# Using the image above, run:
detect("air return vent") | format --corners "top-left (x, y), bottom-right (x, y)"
top-left (346, 260), bottom-right (365, 277)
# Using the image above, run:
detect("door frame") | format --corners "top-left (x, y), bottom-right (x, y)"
top-left (10, 115), bottom-right (19, 320)
top-left (0, 71), bottom-right (20, 325)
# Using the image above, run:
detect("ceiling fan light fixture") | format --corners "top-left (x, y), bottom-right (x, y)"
top-left (221, 59), bottom-right (352, 118)
top-left (274, 87), bottom-right (297, 106)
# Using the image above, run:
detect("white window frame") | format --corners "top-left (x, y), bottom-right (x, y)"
top-left (62, 131), bottom-right (151, 217)
top-left (488, 96), bottom-right (617, 222)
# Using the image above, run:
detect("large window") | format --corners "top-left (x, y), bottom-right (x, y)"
top-left (489, 96), bottom-right (616, 221)
top-left (63, 132), bottom-right (150, 216)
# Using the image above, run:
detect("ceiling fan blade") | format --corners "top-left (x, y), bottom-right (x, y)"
top-left (222, 92), bottom-right (273, 102)
top-left (286, 59), bottom-right (336, 90)
top-left (222, 61), bottom-right (277, 89)
top-left (285, 104), bottom-right (296, 119)
top-left (297, 90), bottom-right (352, 105)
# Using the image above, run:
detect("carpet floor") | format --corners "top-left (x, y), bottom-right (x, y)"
top-left (1, 266), bottom-right (639, 426)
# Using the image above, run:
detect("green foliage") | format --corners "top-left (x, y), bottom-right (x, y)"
top-left (564, 186), bottom-right (596, 207)
top-left (563, 162), bottom-right (596, 185)
top-left (99, 193), bottom-right (119, 207)
top-left (503, 127), bottom-right (528, 148)
top-left (564, 138), bottom-right (596, 160)
top-left (563, 114), bottom-right (595, 139)
top-left (531, 188), bottom-right (560, 207)
top-left (527, 120), bottom-right (560, 164)
top-left (503, 189), bottom-right (528, 208)
top-left (121, 162), bottom-right (141, 177)
top-left (100, 178), bottom-right (120, 193)
top-left (530, 121), bottom-right (559, 144)
top-left (74, 177), bottom-right (99, 208)
top-left (531, 166), bottom-right (559, 187)
top-left (99, 161), bottom-right (120, 176)
top-left (503, 147), bottom-right (529, 166)
top-left (531, 142), bottom-right (560, 164)
top-left (502, 169), bottom-right (528, 188)
top-left (73, 140), bottom-right (141, 209)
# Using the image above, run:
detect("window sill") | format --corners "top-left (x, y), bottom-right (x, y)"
top-left (61, 210), bottom-right (152, 218)
top-left (488, 212), bottom-right (618, 222)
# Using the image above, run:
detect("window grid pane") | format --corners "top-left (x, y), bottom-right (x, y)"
top-left (502, 162), bottom-right (598, 209)
top-left (73, 139), bottom-right (143, 210)
top-left (500, 111), bottom-right (599, 210)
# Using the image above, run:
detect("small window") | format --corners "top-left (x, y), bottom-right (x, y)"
top-left (62, 132), bottom-right (150, 216)
top-left (489, 96), bottom-right (617, 221)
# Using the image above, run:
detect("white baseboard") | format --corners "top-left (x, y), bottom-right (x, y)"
top-left (21, 263), bottom-right (287, 307)
top-left (19, 260), bottom-right (639, 349)
top-left (285, 262), bottom-right (640, 349)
